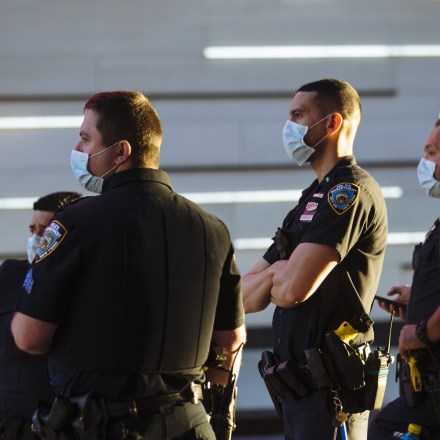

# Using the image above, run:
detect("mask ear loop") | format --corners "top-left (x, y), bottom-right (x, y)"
top-left (89, 141), bottom-right (122, 178)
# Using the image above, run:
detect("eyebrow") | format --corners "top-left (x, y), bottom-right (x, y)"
top-left (289, 109), bottom-right (301, 115)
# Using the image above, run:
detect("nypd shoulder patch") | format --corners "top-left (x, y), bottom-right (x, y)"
top-left (35, 220), bottom-right (68, 263)
top-left (328, 182), bottom-right (360, 215)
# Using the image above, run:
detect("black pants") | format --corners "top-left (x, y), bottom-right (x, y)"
top-left (105, 401), bottom-right (215, 440)
top-left (368, 395), bottom-right (440, 440)
top-left (281, 389), bottom-right (369, 440)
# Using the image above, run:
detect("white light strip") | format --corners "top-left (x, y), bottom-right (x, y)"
top-left (0, 197), bottom-right (38, 210)
top-left (182, 189), bottom-right (303, 204)
top-left (234, 232), bottom-right (426, 250)
top-left (0, 116), bottom-right (82, 130)
top-left (0, 186), bottom-right (402, 210)
top-left (182, 186), bottom-right (401, 204)
top-left (203, 45), bottom-right (440, 60)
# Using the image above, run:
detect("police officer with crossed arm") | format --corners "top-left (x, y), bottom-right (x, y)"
top-left (11, 91), bottom-right (246, 440)
top-left (0, 191), bottom-right (81, 439)
top-left (243, 79), bottom-right (388, 440)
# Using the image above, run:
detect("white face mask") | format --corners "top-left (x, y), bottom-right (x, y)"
top-left (417, 157), bottom-right (440, 198)
top-left (27, 234), bottom-right (42, 263)
top-left (70, 142), bottom-right (119, 194)
top-left (282, 115), bottom-right (332, 166)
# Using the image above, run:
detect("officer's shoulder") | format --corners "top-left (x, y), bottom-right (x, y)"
top-left (333, 164), bottom-right (384, 206)
top-left (0, 258), bottom-right (28, 273)
top-left (56, 195), bottom-right (96, 216)
top-left (178, 194), bottom-right (231, 233)
top-left (339, 163), bottom-right (381, 189)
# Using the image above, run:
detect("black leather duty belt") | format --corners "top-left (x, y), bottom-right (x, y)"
top-left (104, 383), bottom-right (204, 419)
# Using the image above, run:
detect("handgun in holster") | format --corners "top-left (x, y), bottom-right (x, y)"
top-left (31, 397), bottom-right (78, 440)
top-left (202, 343), bottom-right (240, 440)
top-left (258, 351), bottom-right (284, 417)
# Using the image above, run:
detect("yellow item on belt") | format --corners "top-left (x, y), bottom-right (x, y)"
top-left (334, 321), bottom-right (359, 343)
top-left (407, 356), bottom-right (422, 392)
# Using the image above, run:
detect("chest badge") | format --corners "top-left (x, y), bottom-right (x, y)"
top-left (300, 201), bottom-right (320, 222)
top-left (328, 182), bottom-right (359, 215)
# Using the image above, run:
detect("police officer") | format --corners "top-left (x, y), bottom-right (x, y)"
top-left (368, 119), bottom-right (440, 439)
top-left (11, 91), bottom-right (246, 440)
top-left (243, 79), bottom-right (388, 440)
top-left (0, 191), bottom-right (81, 438)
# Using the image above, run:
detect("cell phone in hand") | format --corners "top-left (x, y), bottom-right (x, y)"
top-left (374, 295), bottom-right (407, 311)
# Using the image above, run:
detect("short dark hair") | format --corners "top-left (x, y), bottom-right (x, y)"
top-left (296, 78), bottom-right (362, 123)
top-left (435, 118), bottom-right (440, 127)
top-left (83, 91), bottom-right (163, 168)
top-left (33, 192), bottom-right (82, 212)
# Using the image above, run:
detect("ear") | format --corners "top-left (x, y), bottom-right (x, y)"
top-left (327, 113), bottom-right (343, 135)
top-left (114, 140), bottom-right (132, 164)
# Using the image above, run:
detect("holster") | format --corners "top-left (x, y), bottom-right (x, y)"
top-left (202, 378), bottom-right (237, 440)
top-left (31, 393), bottom-right (107, 440)
top-left (258, 351), bottom-right (315, 417)
top-left (397, 354), bottom-right (426, 408)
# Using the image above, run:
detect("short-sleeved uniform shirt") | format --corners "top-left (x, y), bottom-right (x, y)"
top-left (263, 156), bottom-right (388, 365)
top-left (407, 217), bottom-right (440, 364)
top-left (408, 217), bottom-right (440, 324)
top-left (17, 168), bottom-right (244, 399)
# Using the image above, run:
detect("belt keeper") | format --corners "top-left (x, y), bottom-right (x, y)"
top-left (128, 400), bottom-right (138, 417)
top-left (190, 382), bottom-right (199, 404)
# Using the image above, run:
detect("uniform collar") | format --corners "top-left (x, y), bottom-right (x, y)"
top-left (319, 155), bottom-right (356, 186)
top-left (102, 168), bottom-right (172, 193)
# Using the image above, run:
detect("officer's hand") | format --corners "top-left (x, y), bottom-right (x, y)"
top-left (399, 324), bottom-right (425, 361)
top-left (380, 284), bottom-right (410, 319)
top-left (267, 259), bottom-right (288, 276)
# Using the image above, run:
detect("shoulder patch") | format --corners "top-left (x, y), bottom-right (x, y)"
top-left (23, 268), bottom-right (34, 294)
top-left (35, 220), bottom-right (68, 263)
top-left (328, 182), bottom-right (359, 215)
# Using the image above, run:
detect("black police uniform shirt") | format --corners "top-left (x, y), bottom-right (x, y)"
top-left (16, 168), bottom-right (244, 399)
top-left (263, 156), bottom-right (388, 366)
top-left (408, 217), bottom-right (440, 363)
top-left (0, 259), bottom-right (54, 420)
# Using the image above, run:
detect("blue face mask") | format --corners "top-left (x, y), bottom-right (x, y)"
top-left (27, 233), bottom-right (42, 263)
top-left (70, 142), bottom-right (119, 194)
top-left (282, 114), bottom-right (332, 166)
top-left (417, 157), bottom-right (440, 198)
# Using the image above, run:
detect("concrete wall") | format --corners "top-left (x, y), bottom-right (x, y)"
top-left (1, 0), bottom-right (440, 326)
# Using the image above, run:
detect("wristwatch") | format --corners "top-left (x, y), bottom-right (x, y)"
top-left (415, 320), bottom-right (433, 346)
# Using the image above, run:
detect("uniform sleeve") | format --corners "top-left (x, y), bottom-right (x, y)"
top-left (16, 212), bottom-right (80, 323)
top-left (300, 183), bottom-right (375, 260)
top-left (213, 244), bottom-right (245, 331)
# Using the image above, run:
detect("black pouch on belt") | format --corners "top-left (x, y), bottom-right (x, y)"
top-left (324, 332), bottom-right (365, 391)
top-left (304, 347), bottom-right (338, 390)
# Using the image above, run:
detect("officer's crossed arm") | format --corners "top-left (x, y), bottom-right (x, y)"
top-left (270, 242), bottom-right (339, 308)
top-left (242, 258), bottom-right (288, 313)
top-left (11, 312), bottom-right (58, 355)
